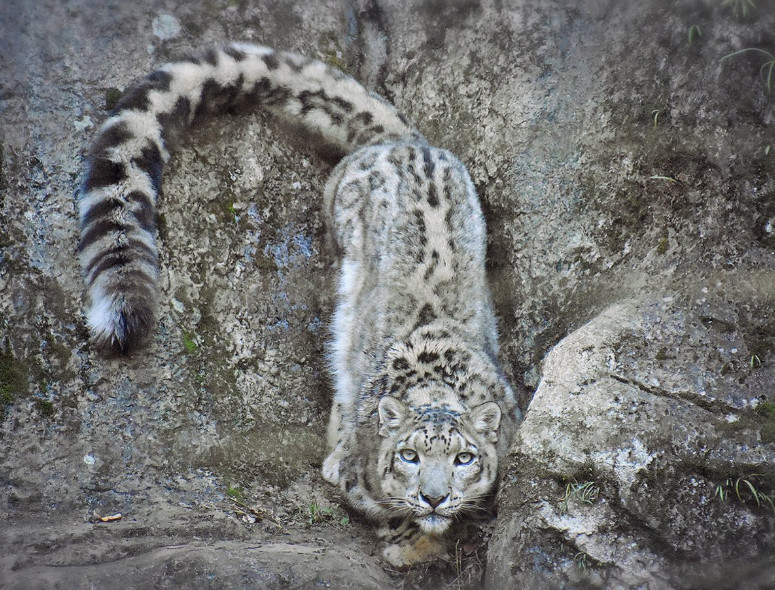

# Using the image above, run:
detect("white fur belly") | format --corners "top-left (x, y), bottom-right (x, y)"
top-left (329, 258), bottom-right (362, 407)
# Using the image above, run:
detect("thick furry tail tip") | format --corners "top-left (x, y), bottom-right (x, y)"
top-left (86, 291), bottom-right (156, 354)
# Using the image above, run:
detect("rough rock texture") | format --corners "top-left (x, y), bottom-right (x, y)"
top-left (487, 297), bottom-right (775, 588)
top-left (1, 0), bottom-right (773, 588)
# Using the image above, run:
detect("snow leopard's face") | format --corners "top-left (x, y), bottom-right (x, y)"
top-left (376, 396), bottom-right (502, 534)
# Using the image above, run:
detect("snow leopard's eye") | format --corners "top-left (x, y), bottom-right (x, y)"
top-left (454, 452), bottom-right (475, 466)
top-left (399, 448), bottom-right (419, 464)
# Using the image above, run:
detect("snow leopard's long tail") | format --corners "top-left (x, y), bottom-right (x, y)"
top-left (77, 43), bottom-right (421, 353)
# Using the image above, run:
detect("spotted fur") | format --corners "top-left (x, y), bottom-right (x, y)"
top-left (78, 43), bottom-right (419, 351)
top-left (77, 42), bottom-right (520, 565)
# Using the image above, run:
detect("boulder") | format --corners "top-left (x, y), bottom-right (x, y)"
top-left (488, 296), bottom-right (775, 588)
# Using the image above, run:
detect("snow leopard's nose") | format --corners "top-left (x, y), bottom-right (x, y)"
top-left (420, 493), bottom-right (448, 509)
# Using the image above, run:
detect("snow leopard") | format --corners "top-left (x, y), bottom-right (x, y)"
top-left (76, 42), bottom-right (521, 566)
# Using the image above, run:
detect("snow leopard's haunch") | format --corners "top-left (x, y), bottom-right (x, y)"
top-left (77, 43), bottom-right (421, 352)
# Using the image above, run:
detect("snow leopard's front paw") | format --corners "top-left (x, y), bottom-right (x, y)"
top-left (381, 534), bottom-right (448, 568)
top-left (322, 450), bottom-right (342, 485)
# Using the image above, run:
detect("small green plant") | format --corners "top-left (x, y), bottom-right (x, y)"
top-left (750, 354), bottom-right (762, 368)
top-left (454, 538), bottom-right (464, 581)
top-left (756, 401), bottom-right (775, 418)
top-left (721, 48), bottom-right (775, 93)
top-left (573, 551), bottom-right (590, 571)
top-left (306, 500), bottom-right (324, 525)
top-left (299, 499), bottom-right (349, 526)
top-left (0, 347), bottom-right (28, 419)
top-left (651, 109), bottom-right (662, 128)
top-left (226, 486), bottom-right (246, 502)
top-left (559, 480), bottom-right (600, 512)
top-left (715, 475), bottom-right (775, 513)
top-left (105, 87), bottom-right (122, 110)
top-left (183, 331), bottom-right (198, 353)
top-left (33, 398), bottom-right (56, 418)
top-left (688, 25), bottom-right (702, 47)
top-left (721, 0), bottom-right (756, 18)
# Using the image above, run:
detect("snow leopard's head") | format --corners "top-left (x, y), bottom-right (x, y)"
top-left (376, 395), bottom-right (502, 534)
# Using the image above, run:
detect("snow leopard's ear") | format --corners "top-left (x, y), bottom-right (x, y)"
top-left (378, 396), bottom-right (408, 436)
top-left (470, 401), bottom-right (501, 443)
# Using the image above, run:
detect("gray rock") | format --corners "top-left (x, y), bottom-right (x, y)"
top-left (487, 297), bottom-right (775, 588)
top-left (3, 517), bottom-right (391, 590)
